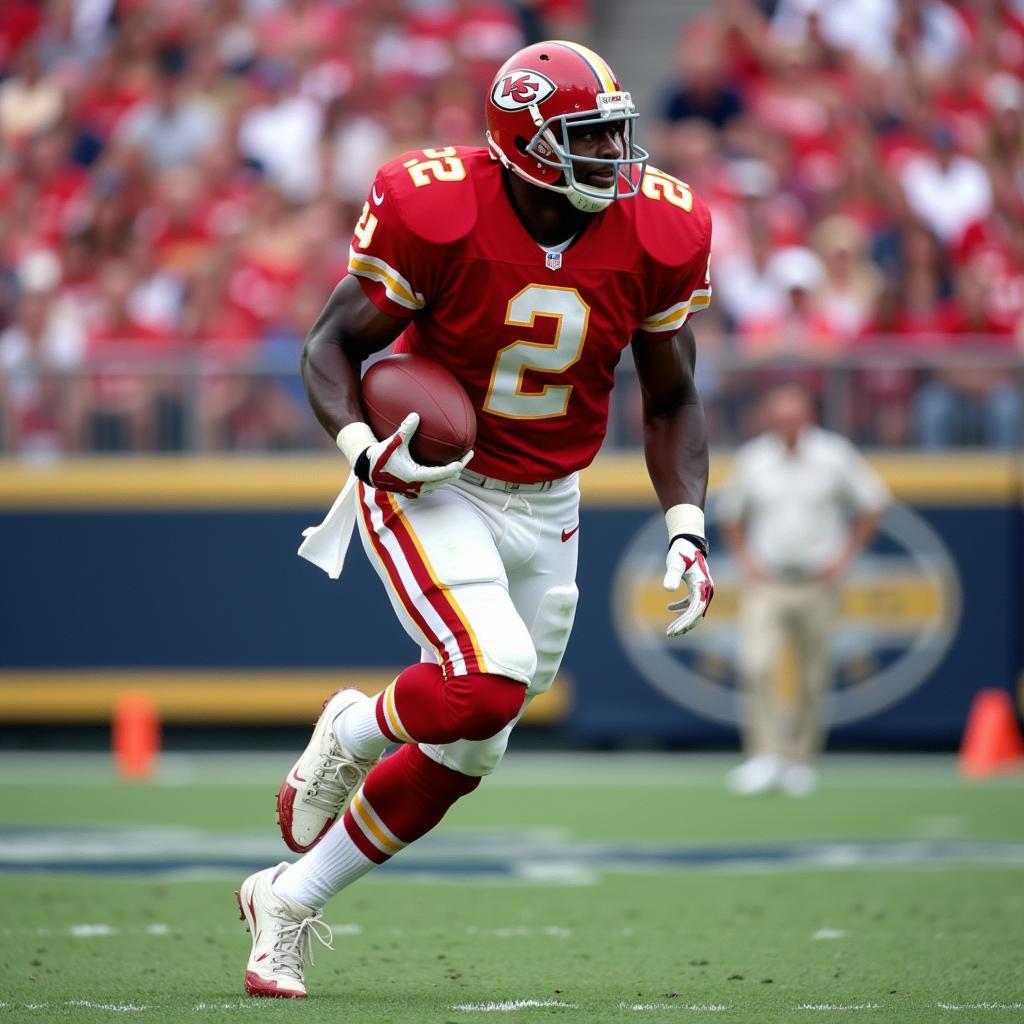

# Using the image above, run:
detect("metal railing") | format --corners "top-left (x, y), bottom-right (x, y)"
top-left (1, 340), bottom-right (1021, 457)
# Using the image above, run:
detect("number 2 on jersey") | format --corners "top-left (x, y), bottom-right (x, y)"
top-left (484, 285), bottom-right (590, 420)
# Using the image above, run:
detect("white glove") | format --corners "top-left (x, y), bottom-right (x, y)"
top-left (663, 536), bottom-right (715, 637)
top-left (345, 414), bottom-right (472, 499)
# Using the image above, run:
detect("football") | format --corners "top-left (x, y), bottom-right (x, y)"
top-left (360, 353), bottom-right (477, 466)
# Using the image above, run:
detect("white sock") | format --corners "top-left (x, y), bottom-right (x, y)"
top-left (272, 822), bottom-right (377, 910)
top-left (334, 695), bottom-right (390, 760)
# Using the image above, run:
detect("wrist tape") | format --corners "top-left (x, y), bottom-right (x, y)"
top-left (336, 421), bottom-right (377, 467)
top-left (665, 503), bottom-right (705, 542)
top-left (666, 504), bottom-right (709, 556)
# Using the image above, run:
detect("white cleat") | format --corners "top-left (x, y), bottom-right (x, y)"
top-left (781, 762), bottom-right (817, 797)
top-left (276, 688), bottom-right (382, 853)
top-left (726, 754), bottom-right (784, 796)
top-left (235, 862), bottom-right (333, 999)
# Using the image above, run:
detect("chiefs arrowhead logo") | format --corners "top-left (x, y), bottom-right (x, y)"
top-left (491, 70), bottom-right (557, 111)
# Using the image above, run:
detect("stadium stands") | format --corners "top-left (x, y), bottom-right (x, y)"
top-left (0, 0), bottom-right (1020, 455)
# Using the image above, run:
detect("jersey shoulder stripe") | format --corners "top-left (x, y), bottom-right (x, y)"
top-left (347, 247), bottom-right (425, 311)
top-left (641, 288), bottom-right (712, 333)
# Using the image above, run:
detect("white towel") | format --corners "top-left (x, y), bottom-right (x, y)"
top-left (297, 473), bottom-right (359, 579)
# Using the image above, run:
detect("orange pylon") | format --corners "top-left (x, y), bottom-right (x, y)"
top-left (959, 689), bottom-right (1024, 779)
top-left (113, 691), bottom-right (161, 780)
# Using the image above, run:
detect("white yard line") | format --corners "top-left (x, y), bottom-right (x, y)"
top-left (0, 1003), bottom-right (150, 1013)
top-left (621, 1003), bottom-right (728, 1012)
top-left (811, 928), bottom-right (847, 940)
top-left (452, 1000), bottom-right (579, 1012)
top-left (798, 1004), bottom-right (882, 1011)
top-left (937, 1003), bottom-right (1024, 1011)
top-left (65, 1001), bottom-right (151, 1012)
top-left (3, 998), bottom-right (1022, 1015)
top-left (69, 924), bottom-right (118, 937)
top-left (516, 863), bottom-right (598, 885)
top-left (192, 1002), bottom-right (261, 1011)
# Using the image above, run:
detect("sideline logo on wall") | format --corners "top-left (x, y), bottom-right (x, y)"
top-left (612, 502), bottom-right (962, 727)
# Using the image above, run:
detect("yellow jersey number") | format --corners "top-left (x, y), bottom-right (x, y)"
top-left (641, 168), bottom-right (693, 212)
top-left (354, 149), bottom-right (467, 249)
top-left (484, 285), bottom-right (591, 420)
top-left (403, 147), bottom-right (467, 187)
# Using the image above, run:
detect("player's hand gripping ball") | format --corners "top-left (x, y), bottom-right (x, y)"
top-left (663, 537), bottom-right (714, 637)
top-left (359, 355), bottom-right (476, 498)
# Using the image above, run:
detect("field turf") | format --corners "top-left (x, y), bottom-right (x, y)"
top-left (0, 752), bottom-right (1022, 1023)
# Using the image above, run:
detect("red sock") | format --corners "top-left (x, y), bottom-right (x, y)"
top-left (375, 662), bottom-right (525, 744)
top-left (343, 745), bottom-right (480, 864)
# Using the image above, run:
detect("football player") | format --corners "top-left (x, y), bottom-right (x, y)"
top-left (237, 40), bottom-right (715, 998)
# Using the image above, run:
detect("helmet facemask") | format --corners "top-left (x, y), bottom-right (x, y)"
top-left (525, 92), bottom-right (649, 212)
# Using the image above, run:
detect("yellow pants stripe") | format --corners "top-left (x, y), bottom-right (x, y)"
top-left (383, 681), bottom-right (416, 744)
top-left (350, 790), bottom-right (405, 856)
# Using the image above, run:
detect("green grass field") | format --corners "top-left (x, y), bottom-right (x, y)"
top-left (1, 752), bottom-right (1022, 1023)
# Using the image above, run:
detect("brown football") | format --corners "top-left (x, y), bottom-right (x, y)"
top-left (361, 354), bottom-right (477, 466)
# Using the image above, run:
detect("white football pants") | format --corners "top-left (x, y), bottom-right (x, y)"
top-left (355, 473), bottom-right (580, 777)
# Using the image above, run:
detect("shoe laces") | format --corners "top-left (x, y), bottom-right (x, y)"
top-left (303, 744), bottom-right (377, 813)
top-left (271, 912), bottom-right (333, 981)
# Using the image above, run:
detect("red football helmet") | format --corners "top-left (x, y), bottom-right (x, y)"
top-left (485, 40), bottom-right (648, 213)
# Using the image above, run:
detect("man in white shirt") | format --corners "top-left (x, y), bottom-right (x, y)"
top-left (718, 385), bottom-right (889, 796)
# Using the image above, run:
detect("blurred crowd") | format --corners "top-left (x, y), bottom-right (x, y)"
top-left (0, 0), bottom-right (1021, 457)
top-left (0, 0), bottom-right (586, 454)
top-left (655, 0), bottom-right (1024, 448)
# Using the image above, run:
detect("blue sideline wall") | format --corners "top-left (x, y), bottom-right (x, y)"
top-left (0, 454), bottom-right (1020, 747)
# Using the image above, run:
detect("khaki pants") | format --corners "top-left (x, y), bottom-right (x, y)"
top-left (737, 577), bottom-right (839, 763)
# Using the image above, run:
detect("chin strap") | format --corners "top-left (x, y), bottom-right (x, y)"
top-left (566, 188), bottom-right (613, 213)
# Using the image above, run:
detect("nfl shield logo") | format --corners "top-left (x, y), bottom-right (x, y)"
top-left (545, 250), bottom-right (562, 272)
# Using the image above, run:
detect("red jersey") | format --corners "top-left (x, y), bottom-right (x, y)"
top-left (346, 146), bottom-right (712, 482)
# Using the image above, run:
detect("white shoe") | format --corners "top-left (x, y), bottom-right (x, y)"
top-left (781, 762), bottom-right (816, 797)
top-left (235, 863), bottom-right (333, 999)
top-left (277, 689), bottom-right (382, 853)
top-left (727, 754), bottom-right (783, 795)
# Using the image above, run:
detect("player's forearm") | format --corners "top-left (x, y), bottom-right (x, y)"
top-left (301, 276), bottom-right (405, 442)
top-left (642, 399), bottom-right (709, 513)
top-left (301, 332), bottom-right (365, 440)
top-left (633, 325), bottom-right (709, 533)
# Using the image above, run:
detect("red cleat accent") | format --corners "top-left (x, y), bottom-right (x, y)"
top-left (236, 863), bottom-right (327, 999)
top-left (244, 971), bottom-right (308, 999)
top-left (276, 690), bottom-right (344, 853)
top-left (275, 782), bottom-right (334, 854)
top-left (276, 689), bottom-right (380, 853)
